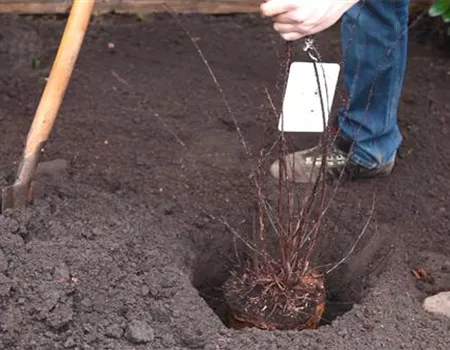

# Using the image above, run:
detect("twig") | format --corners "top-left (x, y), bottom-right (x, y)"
top-left (163, 4), bottom-right (250, 157)
top-left (326, 193), bottom-right (376, 275)
top-left (215, 215), bottom-right (262, 257)
top-left (154, 112), bottom-right (186, 147)
top-left (111, 70), bottom-right (130, 86)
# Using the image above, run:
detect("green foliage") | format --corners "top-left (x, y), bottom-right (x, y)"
top-left (428, 0), bottom-right (450, 35)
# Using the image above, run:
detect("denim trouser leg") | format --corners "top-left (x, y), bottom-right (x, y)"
top-left (337, 0), bottom-right (410, 169)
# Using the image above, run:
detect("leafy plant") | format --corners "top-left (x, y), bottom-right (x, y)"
top-left (428, 0), bottom-right (450, 35)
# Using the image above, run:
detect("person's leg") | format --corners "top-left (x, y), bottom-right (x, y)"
top-left (337, 0), bottom-right (410, 169)
top-left (270, 0), bottom-right (410, 183)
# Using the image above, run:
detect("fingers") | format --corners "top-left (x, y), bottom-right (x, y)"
top-left (278, 32), bottom-right (305, 41)
top-left (262, 0), bottom-right (352, 41)
top-left (272, 8), bottom-right (314, 24)
top-left (274, 22), bottom-right (308, 40)
top-left (260, 0), bottom-right (298, 17)
top-left (272, 13), bottom-right (315, 40)
top-left (263, 1), bottom-right (316, 41)
top-left (273, 22), bottom-right (312, 36)
top-left (273, 22), bottom-right (297, 33)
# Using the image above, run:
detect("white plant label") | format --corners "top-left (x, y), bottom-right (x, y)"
top-left (279, 61), bottom-right (341, 133)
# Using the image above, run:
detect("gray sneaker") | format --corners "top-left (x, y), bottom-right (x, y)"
top-left (269, 142), bottom-right (395, 184)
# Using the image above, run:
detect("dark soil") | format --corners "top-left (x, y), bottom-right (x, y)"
top-left (0, 12), bottom-right (450, 350)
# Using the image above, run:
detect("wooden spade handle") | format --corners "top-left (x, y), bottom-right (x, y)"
top-left (24, 0), bottom-right (94, 159)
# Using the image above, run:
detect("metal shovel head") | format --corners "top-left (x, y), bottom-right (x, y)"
top-left (0, 186), bottom-right (14, 213)
top-left (1, 181), bottom-right (33, 213)
top-left (0, 159), bottom-right (68, 213)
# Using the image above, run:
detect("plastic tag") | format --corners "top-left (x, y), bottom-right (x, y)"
top-left (279, 61), bottom-right (340, 133)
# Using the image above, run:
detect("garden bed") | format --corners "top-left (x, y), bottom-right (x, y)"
top-left (0, 12), bottom-right (449, 350)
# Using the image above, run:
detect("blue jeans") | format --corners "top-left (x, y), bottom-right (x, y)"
top-left (336, 0), bottom-right (410, 169)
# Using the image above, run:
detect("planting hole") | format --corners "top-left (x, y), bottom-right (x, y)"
top-left (193, 271), bottom-right (231, 327)
top-left (192, 258), bottom-right (368, 329)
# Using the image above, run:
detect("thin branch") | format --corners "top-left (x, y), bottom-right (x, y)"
top-left (163, 4), bottom-right (250, 156)
top-left (214, 215), bottom-right (266, 260)
top-left (154, 113), bottom-right (186, 147)
top-left (326, 193), bottom-right (376, 275)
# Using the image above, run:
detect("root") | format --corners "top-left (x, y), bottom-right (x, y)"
top-left (224, 263), bottom-right (326, 330)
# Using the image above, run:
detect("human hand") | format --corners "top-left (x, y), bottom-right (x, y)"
top-left (260, 0), bottom-right (359, 41)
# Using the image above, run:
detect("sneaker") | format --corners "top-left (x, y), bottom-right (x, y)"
top-left (269, 140), bottom-right (395, 184)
